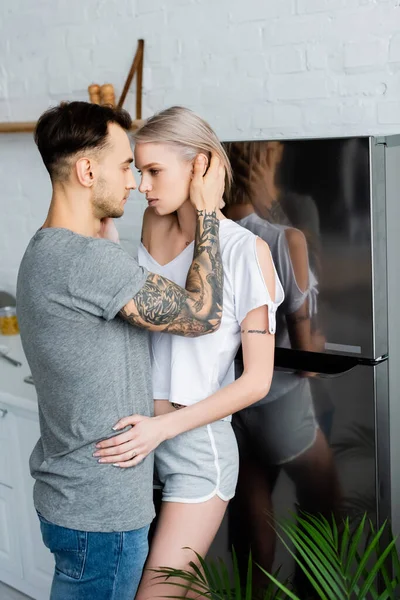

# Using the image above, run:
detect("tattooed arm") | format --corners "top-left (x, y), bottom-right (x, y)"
top-left (121, 209), bottom-right (222, 336)
top-left (120, 155), bottom-right (224, 336)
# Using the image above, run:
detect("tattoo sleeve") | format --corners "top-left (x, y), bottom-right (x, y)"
top-left (119, 210), bottom-right (223, 336)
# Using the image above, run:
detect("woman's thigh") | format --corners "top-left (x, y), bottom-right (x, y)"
top-left (136, 497), bottom-right (228, 600)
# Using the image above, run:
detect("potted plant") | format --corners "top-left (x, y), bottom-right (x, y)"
top-left (152, 512), bottom-right (400, 599)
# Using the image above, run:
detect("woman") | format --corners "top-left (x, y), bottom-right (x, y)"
top-left (94, 107), bottom-right (284, 599)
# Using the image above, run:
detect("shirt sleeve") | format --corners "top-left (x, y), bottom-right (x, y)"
top-left (233, 234), bottom-right (284, 333)
top-left (68, 239), bottom-right (149, 321)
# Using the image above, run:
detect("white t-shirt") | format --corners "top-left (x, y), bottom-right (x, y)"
top-left (237, 212), bottom-right (319, 404)
top-left (137, 219), bottom-right (284, 415)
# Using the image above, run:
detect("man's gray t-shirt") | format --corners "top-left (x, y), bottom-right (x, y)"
top-left (16, 228), bottom-right (155, 532)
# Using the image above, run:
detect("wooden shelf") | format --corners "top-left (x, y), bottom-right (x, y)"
top-left (0, 39), bottom-right (145, 135)
top-left (0, 119), bottom-right (144, 134)
top-left (0, 122), bottom-right (37, 133)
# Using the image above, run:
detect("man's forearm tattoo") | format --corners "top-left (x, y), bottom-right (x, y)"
top-left (121, 275), bottom-right (187, 326)
top-left (186, 209), bottom-right (223, 321)
top-left (120, 210), bottom-right (223, 336)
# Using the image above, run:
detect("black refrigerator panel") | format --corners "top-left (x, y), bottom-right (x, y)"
top-left (223, 137), bottom-right (388, 360)
top-left (212, 361), bottom-right (390, 582)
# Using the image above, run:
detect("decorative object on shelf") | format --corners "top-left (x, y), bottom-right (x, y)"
top-left (88, 83), bottom-right (116, 107)
top-left (100, 83), bottom-right (116, 107)
top-left (88, 84), bottom-right (101, 104)
top-left (0, 306), bottom-right (19, 336)
top-left (0, 39), bottom-right (145, 134)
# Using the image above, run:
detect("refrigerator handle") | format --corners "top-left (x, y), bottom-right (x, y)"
top-left (235, 346), bottom-right (362, 376)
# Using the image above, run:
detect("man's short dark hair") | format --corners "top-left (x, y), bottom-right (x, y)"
top-left (34, 101), bottom-right (132, 181)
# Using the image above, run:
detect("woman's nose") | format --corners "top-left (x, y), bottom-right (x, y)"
top-left (139, 178), bottom-right (152, 193)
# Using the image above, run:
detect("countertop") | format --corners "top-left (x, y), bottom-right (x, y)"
top-left (0, 334), bottom-right (38, 413)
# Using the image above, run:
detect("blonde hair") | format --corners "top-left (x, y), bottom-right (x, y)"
top-left (223, 141), bottom-right (284, 206)
top-left (133, 106), bottom-right (233, 193)
top-left (223, 141), bottom-right (256, 206)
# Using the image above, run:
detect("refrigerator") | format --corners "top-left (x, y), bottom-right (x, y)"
top-left (209, 135), bottom-right (400, 583)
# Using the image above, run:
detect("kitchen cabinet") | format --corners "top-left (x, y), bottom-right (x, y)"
top-left (0, 335), bottom-right (52, 599)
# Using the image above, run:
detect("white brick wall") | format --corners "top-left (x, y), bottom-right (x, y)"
top-left (1, 0), bottom-right (400, 294)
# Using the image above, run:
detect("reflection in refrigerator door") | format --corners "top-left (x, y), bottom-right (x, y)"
top-left (209, 135), bottom-right (398, 592)
top-left (208, 360), bottom-right (389, 593)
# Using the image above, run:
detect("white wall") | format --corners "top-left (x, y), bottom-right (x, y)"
top-left (1, 0), bottom-right (400, 294)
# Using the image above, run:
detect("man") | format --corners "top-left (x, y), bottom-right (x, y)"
top-left (16, 101), bottom-right (224, 600)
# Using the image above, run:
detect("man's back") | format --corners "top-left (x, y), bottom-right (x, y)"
top-left (17, 228), bottom-right (155, 531)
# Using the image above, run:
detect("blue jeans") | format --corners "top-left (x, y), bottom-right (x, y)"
top-left (37, 512), bottom-right (149, 600)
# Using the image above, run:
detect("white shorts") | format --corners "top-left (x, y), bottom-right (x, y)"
top-left (154, 420), bottom-right (239, 503)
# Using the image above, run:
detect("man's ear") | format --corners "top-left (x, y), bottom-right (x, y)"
top-left (75, 157), bottom-right (94, 187)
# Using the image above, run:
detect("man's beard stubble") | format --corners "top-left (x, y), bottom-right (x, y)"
top-left (92, 178), bottom-right (124, 220)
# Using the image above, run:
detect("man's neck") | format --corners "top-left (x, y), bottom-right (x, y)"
top-left (43, 189), bottom-right (100, 238)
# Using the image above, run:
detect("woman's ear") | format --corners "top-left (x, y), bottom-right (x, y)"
top-left (192, 153), bottom-right (209, 177)
top-left (201, 153), bottom-right (209, 176)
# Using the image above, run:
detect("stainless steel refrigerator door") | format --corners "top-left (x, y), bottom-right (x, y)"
top-left (385, 137), bottom-right (400, 543)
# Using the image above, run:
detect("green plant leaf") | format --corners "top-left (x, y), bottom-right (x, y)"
top-left (373, 528), bottom-right (400, 600)
top-left (151, 561), bottom-right (221, 599)
top-left (273, 522), bottom-right (331, 599)
top-left (279, 520), bottom-right (346, 599)
top-left (331, 515), bottom-right (339, 551)
top-left (302, 512), bottom-right (337, 543)
top-left (296, 517), bottom-right (341, 568)
top-left (348, 521), bottom-right (390, 594)
top-left (208, 558), bottom-right (230, 599)
top-left (391, 536), bottom-right (400, 581)
top-left (339, 517), bottom-right (351, 569)
top-left (352, 548), bottom-right (380, 600)
top-left (357, 539), bottom-right (398, 598)
top-left (296, 515), bottom-right (339, 560)
top-left (189, 553), bottom-right (213, 585)
top-left (257, 564), bottom-right (301, 600)
top-left (231, 549), bottom-right (243, 600)
top-left (343, 514), bottom-right (368, 576)
top-left (244, 551), bottom-right (252, 600)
